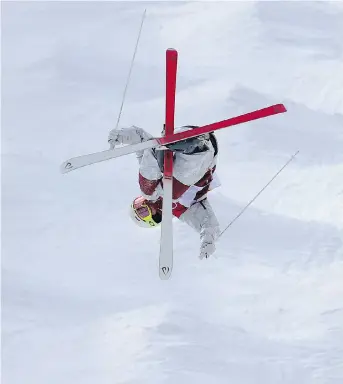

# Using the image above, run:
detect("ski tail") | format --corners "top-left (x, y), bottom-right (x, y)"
top-left (159, 48), bottom-right (177, 280)
top-left (158, 104), bottom-right (287, 145)
top-left (60, 140), bottom-right (158, 174)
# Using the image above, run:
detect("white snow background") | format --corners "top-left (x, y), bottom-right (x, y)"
top-left (2, 1), bottom-right (343, 383)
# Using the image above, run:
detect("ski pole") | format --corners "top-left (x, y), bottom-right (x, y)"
top-left (114, 9), bottom-right (146, 131)
top-left (219, 150), bottom-right (300, 238)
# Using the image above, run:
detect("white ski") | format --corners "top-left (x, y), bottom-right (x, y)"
top-left (159, 48), bottom-right (177, 280)
top-left (159, 177), bottom-right (173, 280)
top-left (60, 140), bottom-right (158, 174)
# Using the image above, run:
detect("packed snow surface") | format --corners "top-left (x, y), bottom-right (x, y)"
top-left (2, 2), bottom-right (343, 383)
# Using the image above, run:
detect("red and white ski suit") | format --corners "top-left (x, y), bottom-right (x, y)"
top-left (109, 126), bottom-right (221, 258)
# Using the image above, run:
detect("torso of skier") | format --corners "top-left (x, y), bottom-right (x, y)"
top-left (108, 125), bottom-right (221, 259)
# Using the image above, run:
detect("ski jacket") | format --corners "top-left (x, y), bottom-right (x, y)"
top-left (110, 125), bottom-right (221, 257)
top-left (138, 128), bottom-right (220, 217)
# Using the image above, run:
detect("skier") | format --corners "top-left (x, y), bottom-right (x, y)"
top-left (108, 125), bottom-right (221, 259)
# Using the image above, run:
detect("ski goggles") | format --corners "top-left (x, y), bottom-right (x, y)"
top-left (132, 197), bottom-right (159, 227)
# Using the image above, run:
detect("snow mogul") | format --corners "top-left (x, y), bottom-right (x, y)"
top-left (108, 125), bottom-right (221, 259)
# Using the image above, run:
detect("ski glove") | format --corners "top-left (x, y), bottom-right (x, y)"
top-left (200, 239), bottom-right (216, 259)
top-left (199, 226), bottom-right (219, 259)
top-left (108, 126), bottom-right (152, 149)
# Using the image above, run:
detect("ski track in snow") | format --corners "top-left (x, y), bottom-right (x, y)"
top-left (2, 2), bottom-right (343, 384)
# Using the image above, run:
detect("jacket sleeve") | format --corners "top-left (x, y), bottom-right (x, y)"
top-left (108, 125), bottom-right (154, 162)
top-left (179, 199), bottom-right (220, 236)
top-left (179, 198), bottom-right (221, 257)
top-left (138, 149), bottom-right (163, 201)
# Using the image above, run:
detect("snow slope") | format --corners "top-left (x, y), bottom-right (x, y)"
top-left (2, 2), bottom-right (343, 383)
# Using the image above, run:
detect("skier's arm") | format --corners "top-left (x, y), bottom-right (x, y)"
top-left (179, 199), bottom-right (220, 259)
top-left (108, 126), bottom-right (153, 162)
top-left (108, 126), bottom-right (163, 199)
top-left (139, 149), bottom-right (163, 201)
top-left (108, 126), bottom-right (153, 147)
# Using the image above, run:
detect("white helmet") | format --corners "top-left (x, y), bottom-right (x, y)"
top-left (129, 196), bottom-right (162, 228)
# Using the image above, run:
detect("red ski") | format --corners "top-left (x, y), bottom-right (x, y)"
top-left (158, 104), bottom-right (287, 145)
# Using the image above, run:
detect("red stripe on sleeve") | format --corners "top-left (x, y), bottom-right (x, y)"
top-left (139, 173), bottom-right (162, 196)
top-left (172, 177), bottom-right (190, 200)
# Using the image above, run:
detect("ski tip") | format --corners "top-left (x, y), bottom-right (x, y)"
top-left (273, 103), bottom-right (287, 113)
top-left (60, 160), bottom-right (74, 174)
top-left (166, 48), bottom-right (178, 58)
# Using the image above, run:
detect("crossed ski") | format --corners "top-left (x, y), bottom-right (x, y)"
top-left (61, 48), bottom-right (287, 280)
top-left (60, 103), bottom-right (286, 174)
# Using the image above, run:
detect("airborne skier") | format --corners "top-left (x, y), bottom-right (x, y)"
top-left (59, 43), bottom-right (286, 280)
top-left (108, 125), bottom-right (221, 259)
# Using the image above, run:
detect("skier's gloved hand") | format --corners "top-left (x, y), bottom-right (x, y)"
top-left (108, 129), bottom-right (127, 148)
top-left (199, 226), bottom-right (220, 259)
top-left (199, 240), bottom-right (216, 259)
top-left (108, 126), bottom-right (152, 149)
